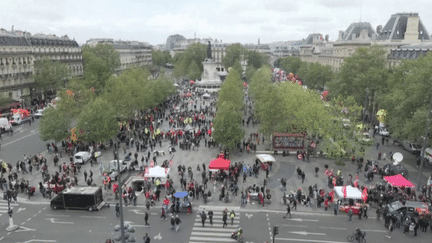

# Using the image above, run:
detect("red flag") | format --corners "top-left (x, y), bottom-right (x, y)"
top-left (342, 185), bottom-right (347, 199)
top-left (362, 188), bottom-right (368, 202)
top-left (329, 191), bottom-right (334, 202)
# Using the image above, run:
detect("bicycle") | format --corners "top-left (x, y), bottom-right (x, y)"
top-left (347, 232), bottom-right (366, 243)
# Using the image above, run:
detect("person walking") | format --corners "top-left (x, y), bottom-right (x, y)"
top-left (160, 206), bottom-right (166, 220)
top-left (144, 211), bottom-right (150, 227)
top-left (143, 233), bottom-right (151, 243)
top-left (376, 207), bottom-right (381, 221)
top-left (358, 207), bottom-right (363, 220)
top-left (363, 206), bottom-right (368, 219)
top-left (292, 199), bottom-right (297, 210)
top-left (175, 215), bottom-right (182, 232)
top-left (170, 215), bottom-right (175, 230)
top-left (201, 210), bottom-right (207, 227)
top-left (386, 221), bottom-right (393, 238)
top-left (230, 210), bottom-right (236, 225)
top-left (222, 210), bottom-right (228, 227)
top-left (84, 170), bottom-right (87, 182)
top-left (208, 210), bottom-right (213, 225)
top-left (283, 204), bottom-right (291, 219)
top-left (348, 208), bottom-right (353, 222)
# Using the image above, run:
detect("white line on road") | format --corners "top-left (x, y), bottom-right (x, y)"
top-left (192, 227), bottom-right (234, 232)
top-left (2, 131), bottom-right (39, 147)
top-left (191, 232), bottom-right (231, 237)
top-left (80, 216), bottom-right (106, 219)
top-left (363, 229), bottom-right (387, 233)
top-left (189, 237), bottom-right (236, 242)
top-left (275, 238), bottom-right (346, 243)
top-left (45, 214), bottom-right (70, 217)
top-left (282, 225), bottom-right (308, 228)
top-left (0, 237), bottom-right (3, 242)
top-left (320, 226), bottom-right (346, 230)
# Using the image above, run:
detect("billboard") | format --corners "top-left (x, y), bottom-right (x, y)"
top-left (272, 132), bottom-right (306, 150)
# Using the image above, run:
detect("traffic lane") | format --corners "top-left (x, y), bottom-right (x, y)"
top-left (1, 207), bottom-right (114, 243)
top-left (242, 211), bottom-right (272, 243)
top-left (270, 210), bottom-right (389, 243)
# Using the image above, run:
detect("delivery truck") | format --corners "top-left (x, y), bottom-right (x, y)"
top-left (50, 186), bottom-right (106, 211)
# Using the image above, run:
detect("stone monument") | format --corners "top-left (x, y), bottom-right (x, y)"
top-left (194, 41), bottom-right (224, 92)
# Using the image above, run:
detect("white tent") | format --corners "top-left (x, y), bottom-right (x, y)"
top-left (333, 186), bottom-right (362, 199)
top-left (146, 166), bottom-right (170, 178)
top-left (256, 154), bottom-right (276, 163)
top-left (202, 93), bottom-right (211, 98)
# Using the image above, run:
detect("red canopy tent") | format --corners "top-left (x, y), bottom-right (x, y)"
top-left (209, 157), bottom-right (231, 170)
top-left (383, 174), bottom-right (416, 188)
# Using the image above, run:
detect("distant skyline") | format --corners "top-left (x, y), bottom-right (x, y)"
top-left (1, 0), bottom-right (430, 46)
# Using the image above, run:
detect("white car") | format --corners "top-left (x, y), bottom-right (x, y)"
top-left (378, 127), bottom-right (389, 136)
top-left (34, 109), bottom-right (44, 119)
top-left (73, 151), bottom-right (91, 164)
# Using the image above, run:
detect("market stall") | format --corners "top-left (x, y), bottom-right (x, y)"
top-left (144, 165), bottom-right (170, 184)
top-left (209, 157), bottom-right (230, 171)
top-left (256, 154), bottom-right (276, 170)
top-left (334, 185), bottom-right (368, 215)
top-left (384, 174), bottom-right (416, 188)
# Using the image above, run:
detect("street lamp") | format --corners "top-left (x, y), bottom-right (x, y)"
top-left (6, 190), bottom-right (19, 231)
top-left (417, 97), bottom-right (432, 191)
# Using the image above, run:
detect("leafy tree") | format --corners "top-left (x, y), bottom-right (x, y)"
top-left (188, 61), bottom-right (202, 80)
top-left (222, 43), bottom-right (246, 69)
top-left (152, 50), bottom-right (172, 66)
top-left (379, 52), bottom-right (432, 144)
top-left (327, 46), bottom-right (388, 109)
top-left (297, 62), bottom-right (333, 91)
top-left (172, 43), bottom-right (206, 78)
top-left (232, 61), bottom-right (243, 77)
top-left (217, 69), bottom-right (243, 110)
top-left (212, 102), bottom-right (245, 150)
top-left (56, 79), bottom-right (97, 119)
top-left (33, 59), bottom-right (70, 95)
top-left (76, 97), bottom-right (118, 143)
top-left (244, 65), bottom-right (256, 82)
top-left (279, 56), bottom-right (303, 74)
top-left (82, 44), bottom-right (120, 91)
top-left (246, 50), bottom-right (267, 69)
top-left (39, 107), bottom-right (71, 143)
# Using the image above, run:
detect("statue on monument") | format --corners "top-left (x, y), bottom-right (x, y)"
top-left (207, 41), bottom-right (212, 59)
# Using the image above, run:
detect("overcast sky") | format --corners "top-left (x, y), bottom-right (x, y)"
top-left (1, 0), bottom-right (430, 46)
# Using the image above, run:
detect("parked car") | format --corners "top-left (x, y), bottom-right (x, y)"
top-left (386, 201), bottom-right (430, 218)
top-left (378, 127), bottom-right (389, 137)
top-left (380, 163), bottom-right (409, 178)
top-left (403, 142), bottom-right (423, 155)
top-left (73, 151), bottom-right (91, 164)
top-left (34, 109), bottom-right (45, 119)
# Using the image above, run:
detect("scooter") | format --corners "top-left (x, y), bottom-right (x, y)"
top-left (231, 230), bottom-right (243, 242)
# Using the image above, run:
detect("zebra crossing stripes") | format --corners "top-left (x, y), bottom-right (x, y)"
top-left (0, 201), bottom-right (18, 217)
top-left (189, 206), bottom-right (241, 243)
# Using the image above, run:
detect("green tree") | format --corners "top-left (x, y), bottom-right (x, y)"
top-left (188, 60), bottom-right (202, 80)
top-left (82, 44), bottom-right (120, 91)
top-left (222, 43), bottom-right (246, 69)
top-left (56, 78), bottom-right (97, 119)
top-left (327, 46), bottom-right (388, 109)
top-left (76, 97), bottom-right (118, 143)
top-left (297, 62), bottom-right (333, 91)
top-left (379, 52), bottom-right (432, 143)
top-left (172, 43), bottom-right (206, 78)
top-left (217, 69), bottom-right (243, 109)
top-left (246, 50), bottom-right (267, 69)
top-left (279, 56), bottom-right (303, 74)
top-left (232, 61), bottom-right (243, 77)
top-left (39, 107), bottom-right (71, 142)
top-left (244, 65), bottom-right (256, 82)
top-left (152, 50), bottom-right (172, 66)
top-left (212, 102), bottom-right (245, 149)
top-left (33, 59), bottom-right (70, 95)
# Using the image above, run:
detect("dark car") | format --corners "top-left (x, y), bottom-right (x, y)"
top-left (380, 163), bottom-right (409, 178)
top-left (386, 201), bottom-right (430, 218)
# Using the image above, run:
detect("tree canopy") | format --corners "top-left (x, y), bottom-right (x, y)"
top-left (379, 52), bottom-right (432, 144)
top-left (297, 62), bottom-right (333, 91)
top-left (81, 44), bottom-right (121, 91)
top-left (222, 43), bottom-right (246, 69)
top-left (33, 59), bottom-right (70, 91)
top-left (172, 43), bottom-right (206, 79)
top-left (39, 107), bottom-right (71, 143)
top-left (152, 50), bottom-right (172, 66)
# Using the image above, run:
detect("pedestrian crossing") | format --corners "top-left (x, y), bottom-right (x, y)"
top-left (0, 201), bottom-right (18, 217)
top-left (189, 206), bottom-right (241, 243)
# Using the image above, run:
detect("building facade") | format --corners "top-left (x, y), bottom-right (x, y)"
top-left (85, 39), bottom-right (153, 72)
top-left (299, 13), bottom-right (431, 72)
top-left (0, 28), bottom-right (82, 108)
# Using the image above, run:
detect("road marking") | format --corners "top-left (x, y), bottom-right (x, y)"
top-left (245, 213), bottom-right (253, 219)
top-left (192, 227), bottom-right (233, 232)
top-left (0, 237), bottom-right (3, 242)
top-left (15, 226), bottom-right (36, 232)
top-left (33, 214), bottom-right (37, 217)
top-left (2, 131), bottom-right (39, 147)
top-left (189, 237), bottom-right (236, 242)
top-left (17, 208), bottom-right (26, 213)
top-left (289, 231), bottom-right (325, 236)
top-left (18, 240), bottom-right (56, 243)
top-left (363, 229), bottom-right (387, 233)
top-left (282, 225), bottom-right (308, 228)
top-left (80, 216), bottom-right (106, 219)
top-left (27, 218), bottom-right (31, 221)
top-left (45, 214), bottom-right (70, 217)
top-left (45, 218), bottom-right (74, 224)
top-left (320, 226), bottom-right (346, 230)
top-left (289, 218), bottom-right (319, 222)
top-left (275, 238), bottom-right (346, 243)
top-left (153, 233), bottom-right (162, 240)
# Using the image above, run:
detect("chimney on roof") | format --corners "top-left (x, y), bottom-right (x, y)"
top-left (376, 25), bottom-right (383, 34)
top-left (11, 25), bottom-right (14, 32)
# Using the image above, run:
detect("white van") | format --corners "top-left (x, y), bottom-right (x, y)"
top-left (0, 118), bottom-right (11, 133)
